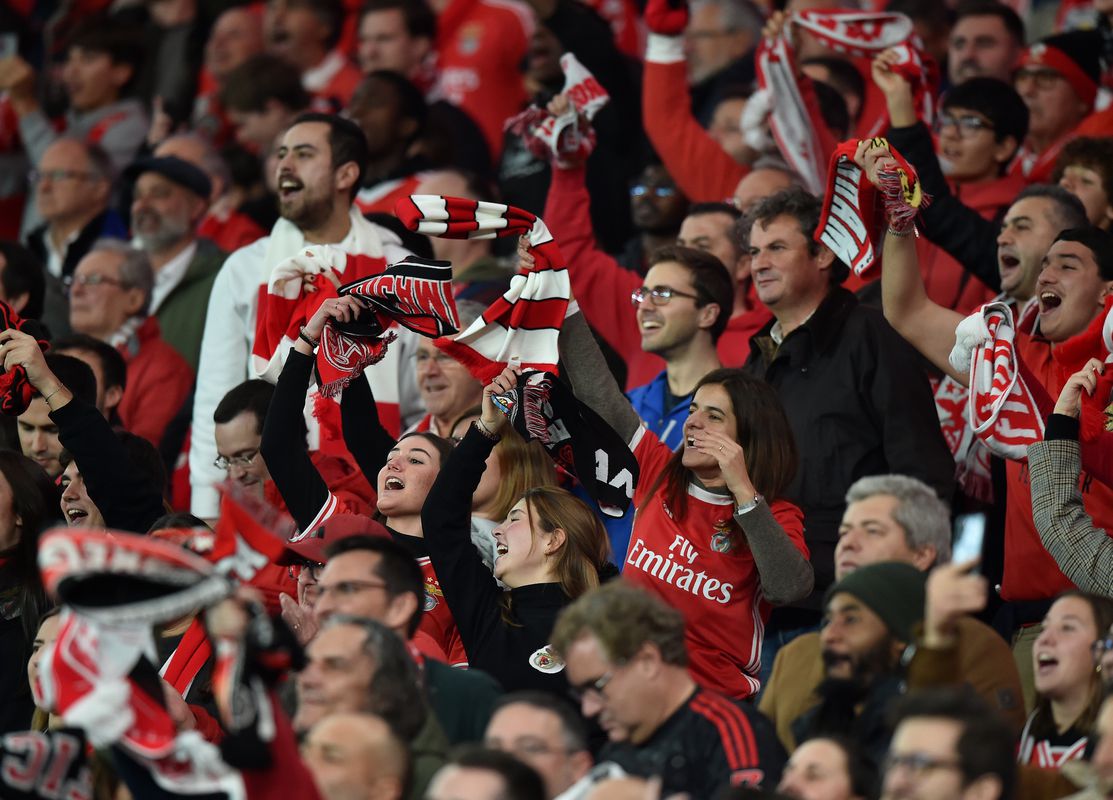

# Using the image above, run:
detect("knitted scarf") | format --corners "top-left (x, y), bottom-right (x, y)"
top-left (0, 300), bottom-right (47, 415)
top-left (816, 138), bottom-right (926, 278)
top-left (505, 53), bottom-right (610, 165)
top-left (395, 195), bottom-right (570, 382)
top-left (492, 370), bottom-right (638, 517)
top-left (950, 302), bottom-right (1046, 459)
top-left (757, 11), bottom-right (936, 192)
top-left (324, 256), bottom-right (460, 396)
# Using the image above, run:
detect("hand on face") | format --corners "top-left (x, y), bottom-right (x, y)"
top-left (685, 427), bottom-right (754, 500)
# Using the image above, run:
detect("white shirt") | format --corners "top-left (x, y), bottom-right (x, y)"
top-left (45, 227), bottom-right (81, 278)
top-left (148, 240), bottom-right (197, 315)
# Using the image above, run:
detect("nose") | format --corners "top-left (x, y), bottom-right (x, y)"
top-left (836, 528), bottom-right (861, 553)
top-left (580, 692), bottom-right (603, 719)
top-left (30, 430), bottom-right (47, 454)
top-left (819, 619), bottom-right (841, 648)
top-left (61, 480), bottom-right (79, 502)
top-left (313, 591), bottom-right (334, 624)
top-left (777, 772), bottom-right (801, 797)
top-left (996, 226), bottom-right (1013, 247)
top-left (228, 462), bottom-right (250, 481)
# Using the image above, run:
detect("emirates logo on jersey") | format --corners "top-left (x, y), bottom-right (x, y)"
top-left (627, 538), bottom-right (735, 604)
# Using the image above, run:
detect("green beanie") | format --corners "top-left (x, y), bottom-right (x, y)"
top-left (824, 561), bottom-right (927, 643)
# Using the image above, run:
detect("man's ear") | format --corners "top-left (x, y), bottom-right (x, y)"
top-left (697, 301), bottom-right (722, 332)
top-left (383, 591), bottom-right (419, 634)
top-left (103, 385), bottom-right (124, 415)
top-left (815, 243), bottom-right (835, 272)
top-left (994, 135), bottom-right (1019, 166)
top-left (335, 161), bottom-right (360, 198)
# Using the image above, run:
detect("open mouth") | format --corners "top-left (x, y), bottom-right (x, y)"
top-left (278, 176), bottom-right (303, 200)
top-left (1036, 652), bottom-right (1059, 674)
top-left (384, 477), bottom-right (405, 491)
top-left (1039, 291), bottom-right (1062, 312)
top-left (495, 544), bottom-right (509, 557)
top-left (640, 319), bottom-right (662, 332)
top-left (65, 508), bottom-right (88, 525)
top-left (999, 254), bottom-right (1020, 273)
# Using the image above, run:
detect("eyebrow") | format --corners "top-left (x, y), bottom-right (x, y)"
top-left (408, 447), bottom-right (432, 458)
top-left (693, 404), bottom-right (729, 416)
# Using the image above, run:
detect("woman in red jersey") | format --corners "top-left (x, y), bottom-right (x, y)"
top-left (558, 304), bottom-right (814, 698)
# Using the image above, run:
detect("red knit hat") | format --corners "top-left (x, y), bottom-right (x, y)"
top-left (1019, 32), bottom-right (1101, 109)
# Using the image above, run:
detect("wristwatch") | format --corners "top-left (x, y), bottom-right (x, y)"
top-left (734, 494), bottom-right (764, 516)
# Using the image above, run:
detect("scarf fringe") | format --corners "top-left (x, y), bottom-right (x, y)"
top-left (878, 168), bottom-right (929, 233)
top-left (522, 379), bottom-right (553, 444)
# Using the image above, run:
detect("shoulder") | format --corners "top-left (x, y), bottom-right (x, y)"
top-left (685, 691), bottom-right (771, 774)
top-left (218, 236), bottom-right (271, 280)
top-left (478, 0), bottom-right (534, 35)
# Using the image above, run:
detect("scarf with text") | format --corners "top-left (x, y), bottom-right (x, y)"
top-left (756, 11), bottom-right (936, 193)
top-left (950, 302), bottom-right (1046, 459)
top-left (505, 53), bottom-right (610, 165)
top-left (395, 196), bottom-right (570, 381)
top-left (816, 138), bottom-right (926, 278)
top-left (0, 300), bottom-right (47, 415)
top-left (492, 370), bottom-right (638, 516)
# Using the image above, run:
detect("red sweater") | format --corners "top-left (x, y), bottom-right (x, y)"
top-left (117, 316), bottom-right (194, 446)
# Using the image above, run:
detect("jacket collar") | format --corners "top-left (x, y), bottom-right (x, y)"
top-left (753, 286), bottom-right (858, 363)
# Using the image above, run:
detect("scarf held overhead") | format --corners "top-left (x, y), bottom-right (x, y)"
top-left (816, 138), bottom-right (926, 278)
top-left (0, 299), bottom-right (47, 415)
top-left (395, 195), bottom-right (570, 382)
top-left (491, 370), bottom-right (638, 517)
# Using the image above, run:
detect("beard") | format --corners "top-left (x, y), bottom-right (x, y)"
top-left (132, 211), bottom-right (192, 253)
top-left (279, 185), bottom-right (334, 231)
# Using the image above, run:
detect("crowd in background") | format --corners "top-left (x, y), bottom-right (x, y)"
top-left (5, 0), bottom-right (1113, 797)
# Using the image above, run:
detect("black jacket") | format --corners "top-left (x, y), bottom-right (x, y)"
top-left (743, 288), bottom-right (955, 606)
top-left (421, 425), bottom-right (571, 694)
top-left (52, 397), bottom-right (166, 533)
top-left (885, 121), bottom-right (1003, 293)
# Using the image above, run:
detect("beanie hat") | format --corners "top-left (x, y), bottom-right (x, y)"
top-left (824, 561), bottom-right (927, 643)
top-left (1019, 31), bottom-right (1102, 109)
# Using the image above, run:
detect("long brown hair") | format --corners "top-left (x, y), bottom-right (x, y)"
top-left (490, 430), bottom-right (559, 521)
top-left (1029, 591), bottom-right (1113, 741)
top-left (498, 487), bottom-right (611, 624)
top-left (650, 369), bottom-right (798, 519)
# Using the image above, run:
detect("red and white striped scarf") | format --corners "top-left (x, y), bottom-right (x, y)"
top-left (757, 11), bottom-right (936, 193)
top-left (394, 195), bottom-right (570, 381)
top-left (816, 138), bottom-right (926, 278)
top-left (958, 302), bottom-right (1046, 459)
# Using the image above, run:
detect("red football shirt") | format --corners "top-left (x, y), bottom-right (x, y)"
top-left (623, 428), bottom-right (808, 698)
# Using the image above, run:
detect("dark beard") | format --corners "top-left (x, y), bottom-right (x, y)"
top-left (806, 636), bottom-right (901, 738)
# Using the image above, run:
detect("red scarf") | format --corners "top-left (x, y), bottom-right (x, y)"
top-left (816, 138), bottom-right (925, 278)
top-left (1052, 294), bottom-right (1113, 442)
top-left (394, 195), bottom-right (570, 381)
top-left (0, 299), bottom-right (47, 415)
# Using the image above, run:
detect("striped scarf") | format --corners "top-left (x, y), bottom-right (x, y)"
top-left (395, 195), bottom-right (570, 381)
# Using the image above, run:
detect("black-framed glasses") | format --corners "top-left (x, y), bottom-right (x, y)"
top-left (29, 169), bottom-right (97, 184)
top-left (630, 286), bottom-right (702, 307)
top-left (568, 669), bottom-right (616, 703)
top-left (315, 579), bottom-right (390, 601)
top-left (630, 184), bottom-right (677, 199)
top-left (213, 449), bottom-right (260, 470)
top-left (934, 112), bottom-right (994, 137)
top-left (882, 752), bottom-right (963, 778)
top-left (1015, 68), bottom-right (1065, 91)
top-left (288, 563), bottom-right (324, 583)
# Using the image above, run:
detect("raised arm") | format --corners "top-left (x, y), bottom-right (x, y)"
top-left (260, 298), bottom-right (364, 533)
top-left (340, 364), bottom-right (396, 482)
top-left (0, 329), bottom-right (165, 533)
top-left (558, 309), bottom-right (642, 442)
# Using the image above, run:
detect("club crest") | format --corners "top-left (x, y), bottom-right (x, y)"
top-left (529, 644), bottom-right (565, 673)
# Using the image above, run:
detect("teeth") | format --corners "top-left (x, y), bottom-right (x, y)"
top-left (641, 321), bottom-right (662, 330)
top-left (1037, 653), bottom-right (1056, 665)
top-left (687, 437), bottom-right (695, 447)
top-left (385, 477), bottom-right (405, 490)
top-left (280, 180), bottom-right (301, 190)
top-left (495, 544), bottom-right (509, 556)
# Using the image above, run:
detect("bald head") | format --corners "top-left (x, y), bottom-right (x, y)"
top-left (302, 713), bottom-right (408, 800)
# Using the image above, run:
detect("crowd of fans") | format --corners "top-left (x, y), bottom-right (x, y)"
top-left (5, 0), bottom-right (1113, 797)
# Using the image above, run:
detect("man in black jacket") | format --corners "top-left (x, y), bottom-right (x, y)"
top-left (742, 188), bottom-right (954, 630)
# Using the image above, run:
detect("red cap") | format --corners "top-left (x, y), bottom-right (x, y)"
top-left (278, 514), bottom-right (390, 566)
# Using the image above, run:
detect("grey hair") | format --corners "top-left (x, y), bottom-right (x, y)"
top-left (844, 475), bottom-right (952, 564)
top-left (90, 238), bottom-right (154, 317)
top-left (690, 0), bottom-right (764, 34)
top-left (323, 614), bottom-right (427, 741)
top-left (160, 132), bottom-right (232, 189)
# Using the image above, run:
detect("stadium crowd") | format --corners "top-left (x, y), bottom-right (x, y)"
top-left (6, 0), bottom-right (1113, 797)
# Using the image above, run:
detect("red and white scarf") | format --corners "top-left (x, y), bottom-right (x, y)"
top-left (757, 11), bottom-right (936, 193)
top-left (816, 138), bottom-right (925, 278)
top-left (951, 302), bottom-right (1046, 459)
top-left (394, 195), bottom-right (570, 381)
top-left (505, 53), bottom-right (610, 165)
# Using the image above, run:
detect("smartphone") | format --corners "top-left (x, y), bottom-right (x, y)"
top-left (0, 34), bottom-right (17, 60)
top-left (952, 512), bottom-right (986, 567)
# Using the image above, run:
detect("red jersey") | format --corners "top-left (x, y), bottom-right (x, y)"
top-left (999, 331), bottom-right (1113, 600)
top-left (415, 552), bottom-right (469, 665)
top-left (624, 428), bottom-right (808, 698)
top-left (433, 0), bottom-right (532, 159)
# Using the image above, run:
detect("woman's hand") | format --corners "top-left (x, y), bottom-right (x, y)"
top-left (687, 428), bottom-right (756, 501)
top-left (853, 138), bottom-right (899, 189)
top-left (1055, 358), bottom-right (1105, 418)
top-left (279, 592), bottom-right (318, 646)
top-left (481, 365), bottom-right (521, 436)
top-left (302, 296), bottom-right (367, 342)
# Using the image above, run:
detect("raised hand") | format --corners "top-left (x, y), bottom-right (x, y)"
top-left (924, 559), bottom-right (987, 649)
top-left (303, 295), bottom-right (368, 340)
top-left (481, 365), bottom-right (522, 436)
top-left (687, 427), bottom-right (756, 502)
top-left (645, 0), bottom-right (689, 37)
top-left (0, 328), bottom-right (60, 395)
top-left (853, 139), bottom-right (900, 189)
top-left (1054, 357), bottom-right (1105, 418)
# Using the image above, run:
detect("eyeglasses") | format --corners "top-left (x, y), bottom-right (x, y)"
top-left (568, 669), bottom-right (616, 703)
top-left (29, 169), bottom-right (97, 184)
top-left (488, 738), bottom-right (573, 758)
top-left (62, 273), bottom-right (130, 297)
top-left (213, 449), bottom-right (260, 470)
top-left (1092, 636), bottom-right (1113, 663)
top-left (934, 112), bottom-right (994, 137)
top-left (630, 286), bottom-right (702, 307)
top-left (630, 184), bottom-right (677, 199)
top-left (315, 579), bottom-right (390, 601)
top-left (1015, 68), bottom-right (1065, 91)
top-left (288, 563), bottom-right (324, 583)
top-left (882, 753), bottom-right (963, 778)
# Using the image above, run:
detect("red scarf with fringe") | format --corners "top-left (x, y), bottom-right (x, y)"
top-left (394, 195), bottom-right (570, 381)
top-left (816, 138), bottom-right (926, 278)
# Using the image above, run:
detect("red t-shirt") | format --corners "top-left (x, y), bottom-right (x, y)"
top-left (433, 0), bottom-right (532, 159)
top-left (623, 428), bottom-right (808, 698)
top-left (999, 331), bottom-right (1113, 600)
top-left (415, 552), bottom-right (469, 666)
